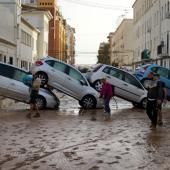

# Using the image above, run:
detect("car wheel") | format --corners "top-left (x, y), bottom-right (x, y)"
top-left (140, 98), bottom-right (147, 109)
top-left (36, 95), bottom-right (46, 109)
top-left (93, 80), bottom-right (102, 92)
top-left (55, 97), bottom-right (60, 109)
top-left (79, 95), bottom-right (97, 109)
top-left (35, 72), bottom-right (48, 87)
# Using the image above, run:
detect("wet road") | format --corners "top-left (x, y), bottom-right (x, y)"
top-left (0, 96), bottom-right (170, 170)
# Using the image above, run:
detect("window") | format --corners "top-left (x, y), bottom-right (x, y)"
top-left (0, 64), bottom-right (14, 78)
top-left (9, 57), bottom-right (13, 65)
top-left (45, 60), bottom-right (54, 67)
top-left (124, 73), bottom-right (142, 89)
top-left (4, 56), bottom-right (6, 63)
top-left (21, 30), bottom-right (32, 47)
top-left (0, 54), bottom-right (2, 61)
top-left (21, 60), bottom-right (28, 70)
top-left (109, 68), bottom-right (124, 80)
top-left (53, 61), bottom-right (66, 73)
top-left (156, 67), bottom-right (169, 78)
top-left (13, 69), bottom-right (27, 82)
top-left (68, 67), bottom-right (87, 85)
top-left (102, 66), bottom-right (110, 74)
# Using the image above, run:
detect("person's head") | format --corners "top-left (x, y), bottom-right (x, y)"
top-left (147, 72), bottom-right (154, 79)
top-left (100, 77), bottom-right (107, 83)
top-left (153, 73), bottom-right (160, 80)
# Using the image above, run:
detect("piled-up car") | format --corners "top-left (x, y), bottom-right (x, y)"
top-left (85, 64), bottom-right (147, 108)
top-left (0, 62), bottom-right (60, 109)
top-left (31, 56), bottom-right (102, 109)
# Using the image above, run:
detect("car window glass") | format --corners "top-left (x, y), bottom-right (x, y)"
top-left (125, 73), bottom-right (142, 89)
top-left (150, 67), bottom-right (157, 73)
top-left (103, 66), bottom-right (110, 74)
top-left (156, 68), bottom-right (169, 78)
top-left (109, 68), bottom-right (123, 80)
top-left (45, 60), bottom-right (54, 67)
top-left (53, 61), bottom-right (66, 73)
top-left (68, 67), bottom-right (87, 85)
top-left (0, 64), bottom-right (14, 78)
top-left (13, 69), bottom-right (27, 82)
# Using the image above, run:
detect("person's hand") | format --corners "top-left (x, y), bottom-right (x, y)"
top-left (157, 99), bottom-right (162, 105)
top-left (163, 99), bottom-right (167, 105)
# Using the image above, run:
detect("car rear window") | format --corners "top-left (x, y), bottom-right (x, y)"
top-left (92, 64), bottom-right (103, 72)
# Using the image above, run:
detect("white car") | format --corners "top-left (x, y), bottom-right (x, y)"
top-left (0, 62), bottom-right (60, 109)
top-left (31, 57), bottom-right (101, 109)
top-left (85, 64), bottom-right (147, 108)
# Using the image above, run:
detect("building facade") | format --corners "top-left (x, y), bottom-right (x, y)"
top-left (22, 7), bottom-right (53, 59)
top-left (65, 24), bottom-right (75, 64)
top-left (0, 0), bottom-right (21, 65)
top-left (133, 0), bottom-right (170, 68)
top-left (110, 19), bottom-right (134, 69)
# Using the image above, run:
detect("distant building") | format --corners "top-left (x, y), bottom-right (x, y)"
top-left (0, 0), bottom-right (39, 69)
top-left (133, 0), bottom-right (170, 68)
top-left (109, 19), bottom-right (134, 68)
top-left (65, 24), bottom-right (75, 64)
top-left (22, 6), bottom-right (53, 59)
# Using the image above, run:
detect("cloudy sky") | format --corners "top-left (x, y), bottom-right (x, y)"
top-left (58, 0), bottom-right (136, 65)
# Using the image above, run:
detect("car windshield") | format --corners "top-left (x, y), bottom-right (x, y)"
top-left (88, 64), bottom-right (103, 72)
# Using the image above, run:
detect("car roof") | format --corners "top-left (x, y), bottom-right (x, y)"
top-left (0, 61), bottom-right (29, 73)
top-left (41, 56), bottom-right (88, 77)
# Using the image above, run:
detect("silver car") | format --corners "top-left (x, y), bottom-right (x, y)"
top-left (0, 62), bottom-right (60, 109)
top-left (85, 64), bottom-right (147, 108)
top-left (31, 56), bottom-right (101, 109)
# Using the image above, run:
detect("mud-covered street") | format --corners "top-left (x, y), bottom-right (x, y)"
top-left (0, 96), bottom-right (170, 170)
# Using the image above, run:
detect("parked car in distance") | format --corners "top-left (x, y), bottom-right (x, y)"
top-left (85, 64), bottom-right (147, 108)
top-left (31, 56), bottom-right (102, 109)
top-left (0, 62), bottom-right (60, 109)
top-left (133, 63), bottom-right (170, 100)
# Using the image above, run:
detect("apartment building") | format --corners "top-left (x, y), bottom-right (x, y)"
top-left (0, 0), bottom-right (39, 69)
top-left (22, 6), bottom-right (53, 59)
top-left (133, 0), bottom-right (170, 68)
top-left (109, 19), bottom-right (134, 69)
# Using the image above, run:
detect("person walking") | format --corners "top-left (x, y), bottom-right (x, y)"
top-left (26, 72), bottom-right (41, 119)
top-left (99, 77), bottom-right (113, 120)
top-left (146, 73), bottom-right (167, 129)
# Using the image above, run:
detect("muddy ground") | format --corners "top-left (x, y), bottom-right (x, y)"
top-left (0, 97), bottom-right (170, 170)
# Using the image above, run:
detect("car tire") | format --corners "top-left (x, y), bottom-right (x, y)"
top-left (35, 72), bottom-right (48, 87)
top-left (140, 98), bottom-right (147, 109)
top-left (36, 95), bottom-right (46, 109)
top-left (79, 95), bottom-right (97, 109)
top-left (93, 80), bottom-right (102, 92)
top-left (55, 97), bottom-right (60, 109)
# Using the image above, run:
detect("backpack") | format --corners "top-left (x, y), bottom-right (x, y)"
top-left (32, 78), bottom-right (41, 91)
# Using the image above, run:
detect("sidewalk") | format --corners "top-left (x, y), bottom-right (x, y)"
top-left (0, 106), bottom-right (170, 170)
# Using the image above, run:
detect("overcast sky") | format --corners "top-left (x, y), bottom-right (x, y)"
top-left (58, 0), bottom-right (136, 65)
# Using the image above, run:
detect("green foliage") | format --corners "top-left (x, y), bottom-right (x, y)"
top-left (97, 43), bottom-right (110, 64)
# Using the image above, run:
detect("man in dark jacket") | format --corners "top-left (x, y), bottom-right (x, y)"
top-left (146, 73), bottom-right (167, 129)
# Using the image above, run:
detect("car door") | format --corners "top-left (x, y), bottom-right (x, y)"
top-left (64, 66), bottom-right (88, 99)
top-left (103, 67), bottom-right (126, 98)
top-left (154, 67), bottom-right (170, 96)
top-left (45, 60), bottom-right (66, 91)
top-left (122, 72), bottom-right (146, 102)
top-left (7, 68), bottom-right (29, 102)
top-left (0, 63), bottom-right (12, 97)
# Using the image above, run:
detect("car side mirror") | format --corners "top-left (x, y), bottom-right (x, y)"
top-left (80, 80), bottom-right (86, 86)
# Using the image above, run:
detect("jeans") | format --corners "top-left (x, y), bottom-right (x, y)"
top-left (146, 99), bottom-right (157, 126)
top-left (104, 97), bottom-right (111, 115)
